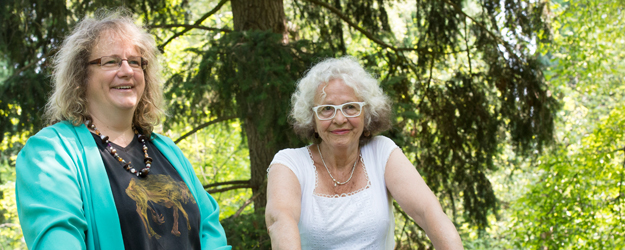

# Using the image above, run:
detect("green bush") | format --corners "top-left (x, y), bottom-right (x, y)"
top-left (222, 210), bottom-right (271, 249)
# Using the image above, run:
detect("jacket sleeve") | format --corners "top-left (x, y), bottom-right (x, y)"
top-left (15, 128), bottom-right (88, 250)
top-left (161, 136), bottom-right (231, 250)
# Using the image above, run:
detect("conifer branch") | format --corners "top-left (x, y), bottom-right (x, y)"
top-left (393, 201), bottom-right (417, 225)
top-left (158, 0), bottom-right (229, 51)
top-left (441, 0), bottom-right (505, 45)
top-left (203, 179), bottom-right (251, 189)
top-left (7, 48), bottom-right (57, 81)
top-left (0, 223), bottom-right (21, 228)
top-left (441, 0), bottom-right (516, 62)
top-left (173, 115), bottom-right (237, 144)
top-left (464, 18), bottom-right (473, 74)
top-left (207, 184), bottom-right (253, 194)
top-left (398, 217), bottom-right (410, 248)
top-left (148, 24), bottom-right (231, 33)
top-left (305, 0), bottom-right (427, 53)
top-left (233, 192), bottom-right (261, 218)
top-left (417, 51), bottom-right (436, 109)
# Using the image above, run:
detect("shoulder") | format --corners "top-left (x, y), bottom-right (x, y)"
top-left (21, 121), bottom-right (81, 151)
top-left (150, 133), bottom-right (188, 165)
top-left (271, 146), bottom-right (310, 166)
top-left (152, 133), bottom-right (194, 159)
top-left (371, 135), bottom-right (397, 145)
top-left (361, 136), bottom-right (399, 172)
top-left (362, 135), bottom-right (398, 151)
top-left (34, 121), bottom-right (78, 138)
top-left (151, 132), bottom-right (177, 149)
top-left (16, 121), bottom-right (86, 174)
top-left (270, 146), bottom-right (311, 179)
top-left (274, 147), bottom-right (308, 158)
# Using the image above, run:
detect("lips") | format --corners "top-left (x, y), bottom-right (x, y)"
top-left (331, 129), bottom-right (350, 135)
top-left (112, 85), bottom-right (133, 90)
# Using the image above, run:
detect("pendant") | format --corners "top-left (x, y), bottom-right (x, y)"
top-left (334, 182), bottom-right (337, 187)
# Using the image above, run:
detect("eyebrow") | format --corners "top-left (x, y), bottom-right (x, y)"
top-left (318, 101), bottom-right (359, 106)
top-left (98, 54), bottom-right (142, 58)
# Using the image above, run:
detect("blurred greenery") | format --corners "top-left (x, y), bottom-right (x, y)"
top-left (505, 0), bottom-right (625, 248)
top-left (222, 209), bottom-right (272, 249)
top-left (0, 133), bottom-right (26, 249)
top-left (0, 0), bottom-right (623, 249)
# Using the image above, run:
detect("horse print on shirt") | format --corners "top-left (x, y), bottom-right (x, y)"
top-left (125, 174), bottom-right (196, 239)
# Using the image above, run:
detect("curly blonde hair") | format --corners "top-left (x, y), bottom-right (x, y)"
top-left (45, 8), bottom-right (164, 138)
top-left (291, 56), bottom-right (392, 145)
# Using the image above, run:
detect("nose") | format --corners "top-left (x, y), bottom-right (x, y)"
top-left (333, 109), bottom-right (347, 124)
top-left (117, 60), bottom-right (135, 77)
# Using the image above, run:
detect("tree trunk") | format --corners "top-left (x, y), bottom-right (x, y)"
top-left (231, 0), bottom-right (286, 34)
top-left (243, 115), bottom-right (273, 210)
top-left (230, 0), bottom-right (287, 211)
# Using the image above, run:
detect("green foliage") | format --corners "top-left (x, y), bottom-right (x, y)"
top-left (0, 133), bottom-right (27, 249)
top-left (510, 106), bottom-right (625, 249)
top-left (0, 73), bottom-right (49, 144)
top-left (0, 0), bottom-right (191, 144)
top-left (165, 29), bottom-right (331, 149)
top-left (0, 0), bottom-right (577, 247)
top-left (0, 178), bottom-right (25, 249)
top-left (221, 210), bottom-right (271, 249)
top-left (503, 0), bottom-right (625, 248)
top-left (170, 121), bottom-right (253, 218)
top-left (289, 0), bottom-right (560, 232)
top-left (544, 0), bottom-right (625, 129)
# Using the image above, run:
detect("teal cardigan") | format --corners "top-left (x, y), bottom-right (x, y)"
top-left (15, 121), bottom-right (231, 250)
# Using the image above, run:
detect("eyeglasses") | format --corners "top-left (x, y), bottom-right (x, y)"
top-left (88, 56), bottom-right (148, 71)
top-left (312, 102), bottom-right (366, 120)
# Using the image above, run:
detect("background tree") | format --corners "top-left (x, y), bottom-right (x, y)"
top-left (162, 0), bottom-right (559, 232)
top-left (507, 0), bottom-right (625, 248)
top-left (0, 0), bottom-right (561, 248)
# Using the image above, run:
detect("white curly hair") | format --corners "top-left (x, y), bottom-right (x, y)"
top-left (290, 56), bottom-right (392, 144)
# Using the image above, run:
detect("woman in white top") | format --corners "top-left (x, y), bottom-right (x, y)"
top-left (265, 56), bottom-right (464, 249)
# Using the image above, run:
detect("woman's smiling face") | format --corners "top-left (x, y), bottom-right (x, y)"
top-left (85, 32), bottom-right (146, 117)
top-left (314, 78), bottom-right (365, 149)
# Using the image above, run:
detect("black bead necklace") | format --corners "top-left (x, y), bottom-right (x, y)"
top-left (86, 120), bottom-right (152, 177)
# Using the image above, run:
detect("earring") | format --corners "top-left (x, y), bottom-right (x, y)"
top-left (364, 131), bottom-right (371, 137)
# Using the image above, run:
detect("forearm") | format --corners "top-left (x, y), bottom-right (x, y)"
top-left (266, 164), bottom-right (302, 249)
top-left (197, 194), bottom-right (230, 249)
top-left (385, 148), bottom-right (463, 249)
top-left (423, 209), bottom-right (464, 250)
top-left (267, 217), bottom-right (302, 250)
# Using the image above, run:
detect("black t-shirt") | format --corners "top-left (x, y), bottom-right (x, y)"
top-left (92, 133), bottom-right (201, 250)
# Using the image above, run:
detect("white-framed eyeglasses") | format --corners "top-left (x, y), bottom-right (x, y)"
top-left (312, 102), bottom-right (366, 120)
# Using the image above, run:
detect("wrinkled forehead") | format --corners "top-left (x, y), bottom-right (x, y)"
top-left (313, 78), bottom-right (359, 104)
top-left (314, 81), bottom-right (329, 103)
top-left (91, 29), bottom-right (140, 56)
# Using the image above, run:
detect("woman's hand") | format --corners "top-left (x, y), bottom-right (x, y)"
top-left (265, 164), bottom-right (303, 250)
top-left (385, 149), bottom-right (464, 249)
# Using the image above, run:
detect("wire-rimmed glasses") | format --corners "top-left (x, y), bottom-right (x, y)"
top-left (312, 102), bottom-right (366, 120)
top-left (88, 56), bottom-right (148, 71)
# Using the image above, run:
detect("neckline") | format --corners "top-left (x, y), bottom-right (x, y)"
top-left (306, 145), bottom-right (371, 198)
top-left (91, 131), bottom-right (139, 151)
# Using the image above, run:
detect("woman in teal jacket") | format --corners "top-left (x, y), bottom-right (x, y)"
top-left (16, 9), bottom-right (230, 250)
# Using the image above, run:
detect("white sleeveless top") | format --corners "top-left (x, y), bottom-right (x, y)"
top-left (270, 136), bottom-right (398, 250)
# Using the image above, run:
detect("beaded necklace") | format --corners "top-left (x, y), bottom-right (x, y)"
top-left (86, 120), bottom-right (152, 177)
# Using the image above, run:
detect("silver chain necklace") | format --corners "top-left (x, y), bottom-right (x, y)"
top-left (317, 144), bottom-right (359, 187)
